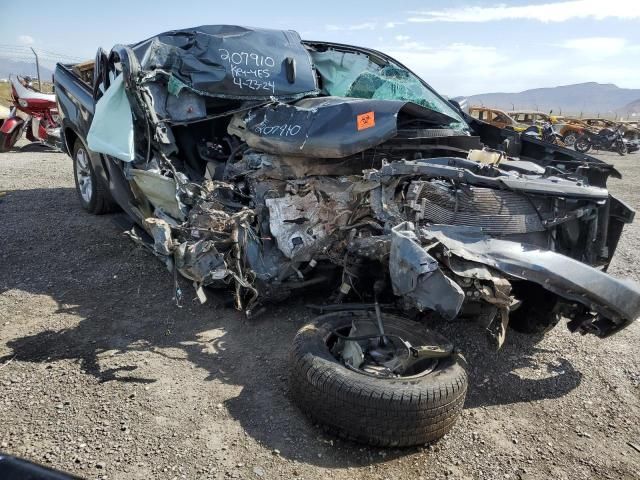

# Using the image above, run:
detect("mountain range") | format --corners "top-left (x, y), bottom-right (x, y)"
top-left (617, 98), bottom-right (640, 116)
top-left (465, 82), bottom-right (640, 118)
top-left (0, 58), bottom-right (55, 82)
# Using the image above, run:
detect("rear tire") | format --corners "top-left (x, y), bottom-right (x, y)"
top-left (289, 311), bottom-right (468, 447)
top-left (574, 136), bottom-right (591, 153)
top-left (72, 139), bottom-right (118, 214)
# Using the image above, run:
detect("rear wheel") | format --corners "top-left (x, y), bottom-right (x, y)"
top-left (72, 139), bottom-right (118, 214)
top-left (289, 311), bottom-right (468, 447)
top-left (574, 136), bottom-right (591, 153)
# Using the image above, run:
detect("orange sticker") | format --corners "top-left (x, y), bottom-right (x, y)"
top-left (357, 111), bottom-right (375, 131)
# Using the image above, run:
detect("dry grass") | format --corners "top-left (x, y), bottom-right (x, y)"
top-left (0, 83), bottom-right (11, 107)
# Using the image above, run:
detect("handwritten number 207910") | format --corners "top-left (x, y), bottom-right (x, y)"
top-left (219, 49), bottom-right (276, 68)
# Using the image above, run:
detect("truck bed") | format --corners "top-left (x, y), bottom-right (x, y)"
top-left (54, 62), bottom-right (95, 156)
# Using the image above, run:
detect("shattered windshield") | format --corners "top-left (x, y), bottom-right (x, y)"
top-left (310, 49), bottom-right (467, 131)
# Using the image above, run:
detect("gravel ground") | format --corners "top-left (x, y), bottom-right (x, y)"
top-left (0, 142), bottom-right (639, 480)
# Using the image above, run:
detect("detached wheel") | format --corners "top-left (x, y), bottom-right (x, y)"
top-left (72, 139), bottom-right (118, 214)
top-left (289, 311), bottom-right (468, 447)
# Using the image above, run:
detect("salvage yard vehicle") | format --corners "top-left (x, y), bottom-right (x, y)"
top-left (582, 118), bottom-right (618, 130)
top-left (511, 110), bottom-right (555, 127)
top-left (54, 25), bottom-right (640, 447)
top-left (581, 117), bottom-right (640, 152)
top-left (554, 118), bottom-right (593, 147)
top-left (468, 106), bottom-right (527, 132)
top-left (517, 119), bottom-right (563, 146)
top-left (618, 120), bottom-right (640, 138)
top-left (575, 124), bottom-right (630, 155)
top-left (510, 110), bottom-right (561, 144)
top-left (582, 118), bottom-right (640, 143)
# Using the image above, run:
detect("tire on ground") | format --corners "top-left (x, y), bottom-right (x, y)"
top-left (288, 311), bottom-right (468, 447)
top-left (72, 138), bottom-right (119, 214)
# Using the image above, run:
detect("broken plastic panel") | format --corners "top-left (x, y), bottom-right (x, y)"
top-left (390, 222), bottom-right (465, 319)
top-left (131, 169), bottom-right (185, 221)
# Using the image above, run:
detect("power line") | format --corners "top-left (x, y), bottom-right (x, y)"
top-left (37, 49), bottom-right (83, 61)
top-left (0, 44), bottom-right (83, 61)
top-left (0, 50), bottom-right (82, 61)
top-left (0, 54), bottom-right (41, 62)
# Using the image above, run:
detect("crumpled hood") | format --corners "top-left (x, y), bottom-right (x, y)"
top-left (228, 97), bottom-right (459, 158)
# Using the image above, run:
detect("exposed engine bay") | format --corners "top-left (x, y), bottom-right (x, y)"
top-left (77, 25), bottom-right (639, 349)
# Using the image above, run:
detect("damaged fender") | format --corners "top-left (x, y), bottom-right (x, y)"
top-left (421, 225), bottom-right (640, 337)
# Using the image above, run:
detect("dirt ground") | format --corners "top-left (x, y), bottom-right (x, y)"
top-left (1, 142), bottom-right (639, 480)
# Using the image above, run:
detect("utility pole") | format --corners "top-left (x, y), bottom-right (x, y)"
top-left (30, 47), bottom-right (41, 91)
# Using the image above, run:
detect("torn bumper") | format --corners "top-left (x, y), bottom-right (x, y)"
top-left (421, 225), bottom-right (640, 337)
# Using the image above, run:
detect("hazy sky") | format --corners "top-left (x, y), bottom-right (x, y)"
top-left (1, 0), bottom-right (639, 95)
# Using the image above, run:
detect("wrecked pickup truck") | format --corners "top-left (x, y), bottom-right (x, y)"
top-left (54, 25), bottom-right (640, 447)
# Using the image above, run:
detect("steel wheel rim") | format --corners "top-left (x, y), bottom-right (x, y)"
top-left (327, 322), bottom-right (439, 379)
top-left (575, 139), bottom-right (589, 151)
top-left (75, 147), bottom-right (92, 203)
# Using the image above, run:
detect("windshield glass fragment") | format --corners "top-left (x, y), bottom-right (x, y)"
top-left (310, 49), bottom-right (466, 131)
